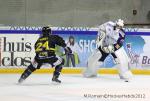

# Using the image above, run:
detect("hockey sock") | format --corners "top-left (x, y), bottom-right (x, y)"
top-left (52, 65), bottom-right (62, 83)
top-left (18, 64), bottom-right (36, 83)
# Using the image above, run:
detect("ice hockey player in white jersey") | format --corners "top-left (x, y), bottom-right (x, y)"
top-left (83, 19), bottom-right (133, 82)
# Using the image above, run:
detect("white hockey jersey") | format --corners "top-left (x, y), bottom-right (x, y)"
top-left (96, 21), bottom-right (125, 48)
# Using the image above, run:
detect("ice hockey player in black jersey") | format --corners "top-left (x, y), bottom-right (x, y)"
top-left (18, 26), bottom-right (72, 83)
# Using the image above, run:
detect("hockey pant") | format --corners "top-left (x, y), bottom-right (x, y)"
top-left (83, 49), bottom-right (103, 77)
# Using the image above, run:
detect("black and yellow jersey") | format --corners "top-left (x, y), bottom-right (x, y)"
top-left (34, 35), bottom-right (66, 59)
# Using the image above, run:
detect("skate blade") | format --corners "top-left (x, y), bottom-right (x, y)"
top-left (122, 78), bottom-right (131, 82)
top-left (84, 75), bottom-right (97, 78)
top-left (16, 82), bottom-right (23, 85)
top-left (51, 81), bottom-right (61, 85)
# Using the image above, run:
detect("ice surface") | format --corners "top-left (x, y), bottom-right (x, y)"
top-left (0, 74), bottom-right (150, 101)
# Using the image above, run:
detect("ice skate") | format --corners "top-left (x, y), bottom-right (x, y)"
top-left (119, 71), bottom-right (132, 82)
top-left (18, 78), bottom-right (25, 84)
top-left (52, 75), bottom-right (61, 83)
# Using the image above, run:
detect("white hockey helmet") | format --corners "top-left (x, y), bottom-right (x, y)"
top-left (116, 19), bottom-right (124, 27)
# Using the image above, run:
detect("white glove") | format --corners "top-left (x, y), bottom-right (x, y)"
top-left (102, 45), bottom-right (115, 53)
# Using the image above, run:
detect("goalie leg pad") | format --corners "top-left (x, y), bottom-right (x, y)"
top-left (120, 71), bottom-right (133, 82)
top-left (83, 49), bottom-right (103, 77)
top-left (115, 47), bottom-right (132, 80)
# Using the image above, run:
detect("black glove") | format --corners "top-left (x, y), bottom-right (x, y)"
top-left (64, 47), bottom-right (72, 54)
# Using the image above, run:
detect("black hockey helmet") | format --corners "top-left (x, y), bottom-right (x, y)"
top-left (42, 26), bottom-right (52, 36)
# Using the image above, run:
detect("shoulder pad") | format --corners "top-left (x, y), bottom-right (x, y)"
top-left (106, 21), bottom-right (116, 27)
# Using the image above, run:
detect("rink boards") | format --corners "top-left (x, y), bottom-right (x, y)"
top-left (0, 26), bottom-right (150, 74)
top-left (0, 68), bottom-right (150, 75)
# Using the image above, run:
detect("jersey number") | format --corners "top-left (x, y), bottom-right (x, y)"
top-left (35, 41), bottom-right (49, 52)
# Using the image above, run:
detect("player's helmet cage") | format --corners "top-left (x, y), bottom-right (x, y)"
top-left (42, 26), bottom-right (52, 36)
top-left (116, 19), bottom-right (124, 27)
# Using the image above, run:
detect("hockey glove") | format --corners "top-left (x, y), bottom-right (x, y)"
top-left (101, 45), bottom-right (115, 53)
top-left (64, 47), bottom-right (72, 54)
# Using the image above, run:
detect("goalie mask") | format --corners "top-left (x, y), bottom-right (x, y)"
top-left (42, 26), bottom-right (52, 36)
top-left (116, 19), bottom-right (124, 27)
top-left (114, 19), bottom-right (124, 32)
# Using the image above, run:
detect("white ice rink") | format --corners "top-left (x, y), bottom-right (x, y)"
top-left (0, 74), bottom-right (150, 101)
